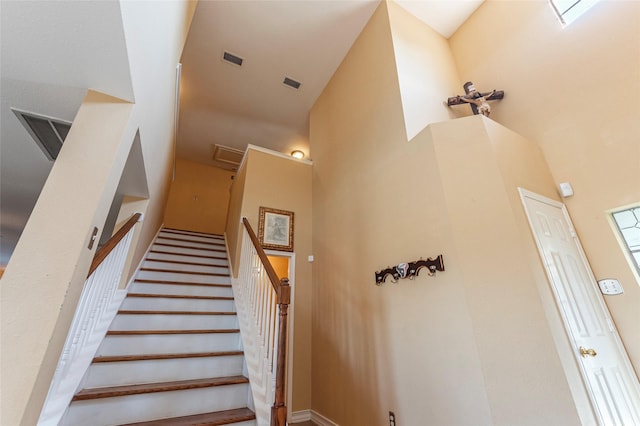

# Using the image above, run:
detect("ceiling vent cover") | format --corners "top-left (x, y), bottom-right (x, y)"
top-left (283, 77), bottom-right (302, 90)
top-left (212, 144), bottom-right (244, 169)
top-left (11, 108), bottom-right (71, 161)
top-left (222, 51), bottom-right (243, 67)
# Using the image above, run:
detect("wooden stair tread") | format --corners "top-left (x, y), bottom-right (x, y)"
top-left (145, 258), bottom-right (228, 268)
top-left (134, 279), bottom-right (231, 288)
top-left (119, 407), bottom-right (256, 426)
top-left (140, 267), bottom-right (229, 277)
top-left (73, 376), bottom-right (249, 401)
top-left (65, 231), bottom-right (250, 424)
top-left (161, 228), bottom-right (224, 239)
top-left (94, 351), bottom-right (244, 363)
top-left (157, 235), bottom-right (226, 247)
top-left (118, 310), bottom-right (237, 315)
top-left (154, 242), bottom-right (226, 253)
top-left (127, 293), bottom-right (234, 301)
top-left (107, 329), bottom-right (240, 335)
top-left (149, 249), bottom-right (228, 260)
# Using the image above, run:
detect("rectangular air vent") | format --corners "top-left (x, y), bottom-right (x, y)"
top-left (11, 108), bottom-right (71, 161)
top-left (213, 144), bottom-right (244, 167)
top-left (222, 51), bottom-right (243, 67)
top-left (283, 77), bottom-right (302, 90)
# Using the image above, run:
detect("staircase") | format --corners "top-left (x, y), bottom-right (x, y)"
top-left (60, 228), bottom-right (256, 426)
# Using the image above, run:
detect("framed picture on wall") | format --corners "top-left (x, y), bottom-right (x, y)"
top-left (258, 207), bottom-right (294, 252)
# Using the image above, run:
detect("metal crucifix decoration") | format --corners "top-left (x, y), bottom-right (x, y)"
top-left (447, 81), bottom-right (504, 117)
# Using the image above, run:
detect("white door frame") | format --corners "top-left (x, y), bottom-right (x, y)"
top-left (265, 249), bottom-right (296, 420)
top-left (519, 188), bottom-right (640, 424)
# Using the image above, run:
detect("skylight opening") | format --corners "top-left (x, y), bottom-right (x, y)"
top-left (550, 0), bottom-right (600, 26)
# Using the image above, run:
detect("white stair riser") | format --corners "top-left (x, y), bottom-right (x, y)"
top-left (110, 314), bottom-right (239, 330)
top-left (121, 297), bottom-right (235, 312)
top-left (142, 260), bottom-right (229, 275)
top-left (129, 282), bottom-right (233, 298)
top-left (83, 355), bottom-right (244, 388)
top-left (97, 333), bottom-right (242, 356)
top-left (158, 231), bottom-right (224, 244)
top-left (147, 252), bottom-right (228, 266)
top-left (62, 383), bottom-right (249, 426)
top-left (152, 244), bottom-right (225, 258)
top-left (60, 231), bottom-right (254, 426)
top-left (156, 237), bottom-right (226, 251)
top-left (137, 270), bottom-right (231, 285)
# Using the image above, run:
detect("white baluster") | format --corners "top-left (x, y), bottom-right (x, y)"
top-left (232, 224), bottom-right (287, 425)
top-left (38, 223), bottom-right (138, 426)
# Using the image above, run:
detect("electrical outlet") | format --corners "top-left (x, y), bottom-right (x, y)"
top-left (389, 411), bottom-right (396, 426)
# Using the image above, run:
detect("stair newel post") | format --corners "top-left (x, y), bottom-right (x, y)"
top-left (271, 278), bottom-right (290, 426)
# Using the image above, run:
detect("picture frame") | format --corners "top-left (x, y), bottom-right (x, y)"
top-left (258, 207), bottom-right (294, 252)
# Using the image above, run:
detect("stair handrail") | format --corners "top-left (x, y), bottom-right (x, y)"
top-left (241, 217), bottom-right (290, 426)
top-left (38, 213), bottom-right (142, 426)
top-left (88, 212), bottom-right (142, 277)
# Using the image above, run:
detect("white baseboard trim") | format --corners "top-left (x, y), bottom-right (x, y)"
top-left (311, 411), bottom-right (339, 426)
top-left (112, 288), bottom-right (127, 308)
top-left (289, 410), bottom-right (338, 426)
top-left (289, 410), bottom-right (312, 423)
top-left (125, 224), bottom-right (163, 290)
top-left (223, 230), bottom-right (234, 278)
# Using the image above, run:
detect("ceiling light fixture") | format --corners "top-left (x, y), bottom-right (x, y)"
top-left (291, 150), bottom-right (305, 160)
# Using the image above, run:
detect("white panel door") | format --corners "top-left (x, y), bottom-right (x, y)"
top-left (520, 189), bottom-right (640, 425)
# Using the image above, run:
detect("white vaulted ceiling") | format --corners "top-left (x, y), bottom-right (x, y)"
top-left (177, 0), bottom-right (484, 168)
top-left (0, 0), bottom-right (133, 266)
top-left (0, 0), bottom-right (483, 266)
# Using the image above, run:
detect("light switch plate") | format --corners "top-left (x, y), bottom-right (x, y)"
top-left (598, 279), bottom-right (623, 295)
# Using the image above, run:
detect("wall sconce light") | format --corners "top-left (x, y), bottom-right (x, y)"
top-left (291, 150), bottom-right (305, 160)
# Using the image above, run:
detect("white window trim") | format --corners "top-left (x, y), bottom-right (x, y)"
top-left (549, 0), bottom-right (600, 27)
top-left (607, 203), bottom-right (640, 286)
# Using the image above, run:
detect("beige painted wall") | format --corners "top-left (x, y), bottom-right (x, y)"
top-left (310, 3), bottom-right (486, 424)
top-left (164, 158), bottom-right (234, 235)
top-left (449, 0), bottom-right (640, 376)
top-left (0, 3), bottom-right (196, 424)
top-left (226, 148), bottom-right (313, 412)
top-left (309, 2), bottom-right (582, 424)
top-left (268, 255), bottom-right (290, 281)
top-left (119, 0), bottom-right (198, 283)
top-left (1, 91), bottom-right (137, 426)
top-left (225, 160), bottom-right (248, 276)
top-left (387, 1), bottom-right (462, 139)
top-left (429, 116), bottom-right (589, 424)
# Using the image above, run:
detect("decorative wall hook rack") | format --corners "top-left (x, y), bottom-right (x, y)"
top-left (375, 255), bottom-right (445, 285)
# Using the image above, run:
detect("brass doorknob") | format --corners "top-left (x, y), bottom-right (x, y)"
top-left (579, 346), bottom-right (597, 358)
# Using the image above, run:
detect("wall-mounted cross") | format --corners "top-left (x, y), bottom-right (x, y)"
top-left (447, 81), bottom-right (504, 117)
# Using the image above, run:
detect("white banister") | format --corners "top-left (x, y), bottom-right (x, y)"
top-left (233, 225), bottom-right (284, 424)
top-left (37, 217), bottom-right (140, 426)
